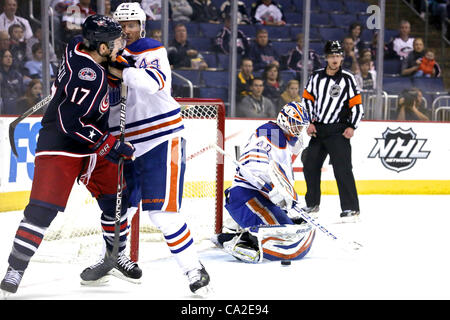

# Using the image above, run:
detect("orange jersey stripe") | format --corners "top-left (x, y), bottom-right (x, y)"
top-left (124, 46), bottom-right (164, 55)
top-left (124, 117), bottom-right (182, 138)
top-left (166, 137), bottom-right (180, 212)
top-left (349, 94), bottom-right (362, 108)
top-left (302, 89), bottom-right (315, 102)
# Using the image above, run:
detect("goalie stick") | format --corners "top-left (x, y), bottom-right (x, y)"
top-left (80, 84), bottom-right (128, 282)
top-left (9, 94), bottom-right (52, 158)
top-left (211, 144), bottom-right (362, 251)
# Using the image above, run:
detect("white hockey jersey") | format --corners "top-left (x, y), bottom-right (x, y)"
top-left (108, 38), bottom-right (183, 157)
top-left (232, 121), bottom-right (303, 196)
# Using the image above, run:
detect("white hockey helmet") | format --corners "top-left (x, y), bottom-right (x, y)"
top-left (113, 2), bottom-right (147, 38)
top-left (276, 101), bottom-right (310, 137)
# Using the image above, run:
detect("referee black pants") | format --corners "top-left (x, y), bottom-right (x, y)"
top-left (303, 123), bottom-right (360, 212)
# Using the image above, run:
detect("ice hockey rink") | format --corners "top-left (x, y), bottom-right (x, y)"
top-left (1, 194), bottom-right (450, 301)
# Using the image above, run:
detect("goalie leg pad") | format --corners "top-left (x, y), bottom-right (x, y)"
top-left (225, 187), bottom-right (292, 228)
top-left (248, 224), bottom-right (316, 261)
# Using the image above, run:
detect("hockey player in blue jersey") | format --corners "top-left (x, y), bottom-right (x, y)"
top-left (83, 3), bottom-right (211, 295)
top-left (212, 102), bottom-right (316, 263)
top-left (0, 15), bottom-right (141, 296)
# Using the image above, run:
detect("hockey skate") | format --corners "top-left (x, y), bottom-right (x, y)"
top-left (108, 252), bottom-right (142, 284)
top-left (80, 252), bottom-right (142, 285)
top-left (340, 210), bottom-right (360, 223)
top-left (1, 266), bottom-right (24, 296)
top-left (186, 264), bottom-right (211, 296)
top-left (80, 258), bottom-right (112, 285)
top-left (302, 205), bottom-right (320, 217)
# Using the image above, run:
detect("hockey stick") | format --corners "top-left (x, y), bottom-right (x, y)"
top-left (9, 94), bottom-right (52, 158)
top-left (211, 144), bottom-right (362, 251)
top-left (80, 84), bottom-right (128, 282)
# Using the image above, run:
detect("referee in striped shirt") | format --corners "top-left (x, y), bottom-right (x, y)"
top-left (301, 40), bottom-right (364, 221)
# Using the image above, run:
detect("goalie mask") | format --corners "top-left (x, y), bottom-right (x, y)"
top-left (113, 2), bottom-right (147, 38)
top-left (276, 102), bottom-right (310, 137)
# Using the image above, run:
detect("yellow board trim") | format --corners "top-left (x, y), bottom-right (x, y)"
top-left (2, 180), bottom-right (450, 212)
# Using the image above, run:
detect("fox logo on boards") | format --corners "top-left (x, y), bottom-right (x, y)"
top-left (368, 127), bottom-right (430, 173)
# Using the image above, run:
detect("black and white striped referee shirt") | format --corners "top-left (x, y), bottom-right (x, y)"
top-left (302, 67), bottom-right (364, 129)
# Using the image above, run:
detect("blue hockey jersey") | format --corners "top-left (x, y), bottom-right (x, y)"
top-left (36, 36), bottom-right (109, 155)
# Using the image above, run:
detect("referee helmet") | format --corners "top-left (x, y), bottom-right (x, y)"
top-left (324, 40), bottom-right (344, 56)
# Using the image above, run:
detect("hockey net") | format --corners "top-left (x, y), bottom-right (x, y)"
top-left (33, 98), bottom-right (225, 264)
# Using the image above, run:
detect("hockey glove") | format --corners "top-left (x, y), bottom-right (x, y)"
top-left (91, 132), bottom-right (135, 164)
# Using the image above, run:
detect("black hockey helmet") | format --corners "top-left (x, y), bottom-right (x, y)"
top-left (82, 14), bottom-right (123, 51)
top-left (324, 40), bottom-right (343, 56)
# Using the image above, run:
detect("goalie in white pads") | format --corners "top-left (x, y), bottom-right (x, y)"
top-left (83, 3), bottom-right (210, 295)
top-left (213, 102), bottom-right (316, 263)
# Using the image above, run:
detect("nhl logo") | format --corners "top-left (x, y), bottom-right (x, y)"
top-left (329, 84), bottom-right (341, 98)
top-left (368, 127), bottom-right (430, 172)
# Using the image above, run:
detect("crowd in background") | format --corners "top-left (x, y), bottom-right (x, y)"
top-left (0, 0), bottom-right (448, 121)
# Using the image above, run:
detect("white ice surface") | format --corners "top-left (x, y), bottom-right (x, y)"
top-left (1, 195), bottom-right (450, 300)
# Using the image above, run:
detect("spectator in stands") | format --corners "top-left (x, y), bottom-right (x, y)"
top-left (262, 63), bottom-right (283, 108)
top-left (359, 48), bottom-right (376, 71)
top-left (342, 37), bottom-right (359, 74)
top-left (149, 29), bottom-right (162, 42)
top-left (214, 15), bottom-right (249, 56)
top-left (415, 49), bottom-right (437, 78)
top-left (170, 0), bottom-right (193, 22)
top-left (348, 22), bottom-right (365, 57)
top-left (355, 57), bottom-right (376, 91)
top-left (0, 0), bottom-right (33, 41)
top-left (24, 42), bottom-right (56, 81)
top-left (8, 24), bottom-right (26, 73)
top-left (236, 57), bottom-right (254, 101)
top-left (236, 77), bottom-right (277, 118)
top-left (0, 31), bottom-right (9, 51)
top-left (61, 0), bottom-right (96, 43)
top-left (190, 0), bottom-right (220, 23)
top-left (388, 20), bottom-right (414, 59)
top-left (246, 28), bottom-right (280, 71)
top-left (167, 23), bottom-right (208, 69)
top-left (280, 79), bottom-right (301, 107)
top-left (401, 38), bottom-right (441, 77)
top-left (286, 33), bottom-right (322, 75)
top-left (396, 88), bottom-right (430, 121)
top-left (0, 48), bottom-right (24, 114)
top-left (251, 0), bottom-right (286, 26)
top-left (219, 1), bottom-right (251, 24)
top-left (26, 26), bottom-right (58, 63)
top-left (15, 79), bottom-right (43, 114)
top-left (141, 0), bottom-right (163, 20)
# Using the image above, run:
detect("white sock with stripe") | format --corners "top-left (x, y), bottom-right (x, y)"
top-left (148, 210), bottom-right (202, 274)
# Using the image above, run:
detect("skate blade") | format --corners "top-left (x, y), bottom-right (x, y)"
top-left (339, 215), bottom-right (361, 224)
top-left (1, 290), bottom-right (12, 299)
top-left (80, 275), bottom-right (110, 286)
top-left (193, 284), bottom-right (213, 297)
top-left (108, 268), bottom-right (142, 284)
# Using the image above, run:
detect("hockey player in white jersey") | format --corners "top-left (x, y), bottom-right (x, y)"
top-left (213, 101), bottom-right (316, 263)
top-left (90, 2), bottom-right (210, 295)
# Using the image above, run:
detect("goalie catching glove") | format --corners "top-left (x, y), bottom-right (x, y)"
top-left (90, 132), bottom-right (135, 164)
